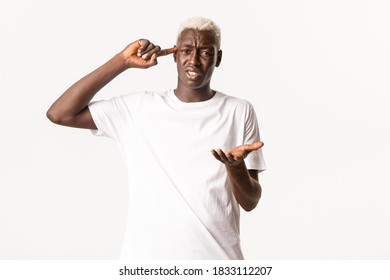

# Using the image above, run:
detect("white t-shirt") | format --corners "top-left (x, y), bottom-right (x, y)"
top-left (88, 89), bottom-right (266, 260)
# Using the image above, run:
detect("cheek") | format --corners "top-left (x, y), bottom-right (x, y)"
top-left (176, 56), bottom-right (186, 66)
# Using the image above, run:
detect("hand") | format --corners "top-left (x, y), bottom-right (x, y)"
top-left (121, 39), bottom-right (176, 69)
top-left (211, 142), bottom-right (264, 167)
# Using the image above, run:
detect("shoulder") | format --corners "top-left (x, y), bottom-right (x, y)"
top-left (119, 90), bottom-right (158, 101)
top-left (115, 90), bottom-right (169, 105)
top-left (90, 90), bottom-right (167, 115)
top-left (217, 91), bottom-right (255, 111)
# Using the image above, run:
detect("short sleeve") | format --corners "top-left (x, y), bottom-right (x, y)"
top-left (88, 95), bottom-right (131, 140)
top-left (243, 103), bottom-right (266, 173)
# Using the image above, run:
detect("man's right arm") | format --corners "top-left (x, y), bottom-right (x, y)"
top-left (46, 39), bottom-right (170, 129)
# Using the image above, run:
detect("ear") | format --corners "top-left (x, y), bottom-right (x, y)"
top-left (173, 45), bottom-right (177, 62)
top-left (215, 50), bottom-right (222, 67)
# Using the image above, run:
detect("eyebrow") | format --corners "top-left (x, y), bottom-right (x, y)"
top-left (180, 42), bottom-right (214, 49)
top-left (180, 42), bottom-right (193, 47)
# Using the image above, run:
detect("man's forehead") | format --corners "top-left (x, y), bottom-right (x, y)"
top-left (178, 29), bottom-right (217, 46)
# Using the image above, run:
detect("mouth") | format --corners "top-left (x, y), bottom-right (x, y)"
top-left (185, 69), bottom-right (202, 80)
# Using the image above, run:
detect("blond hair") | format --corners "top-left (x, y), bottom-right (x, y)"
top-left (177, 17), bottom-right (221, 49)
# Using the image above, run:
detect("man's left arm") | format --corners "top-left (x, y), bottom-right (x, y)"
top-left (211, 142), bottom-right (263, 212)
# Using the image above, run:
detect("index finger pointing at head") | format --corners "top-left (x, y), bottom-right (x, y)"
top-left (157, 47), bottom-right (177, 57)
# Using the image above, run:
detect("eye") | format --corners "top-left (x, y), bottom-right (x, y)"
top-left (180, 49), bottom-right (191, 55)
top-left (201, 50), bottom-right (214, 57)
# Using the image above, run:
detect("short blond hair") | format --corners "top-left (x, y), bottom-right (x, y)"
top-left (177, 17), bottom-right (221, 49)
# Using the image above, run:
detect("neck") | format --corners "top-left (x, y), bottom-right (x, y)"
top-left (174, 86), bottom-right (215, 103)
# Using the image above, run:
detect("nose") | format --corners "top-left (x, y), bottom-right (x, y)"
top-left (188, 50), bottom-right (200, 66)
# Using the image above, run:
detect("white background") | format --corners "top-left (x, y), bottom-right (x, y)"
top-left (1, 0), bottom-right (389, 260)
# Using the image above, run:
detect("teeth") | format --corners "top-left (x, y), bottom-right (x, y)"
top-left (188, 71), bottom-right (199, 77)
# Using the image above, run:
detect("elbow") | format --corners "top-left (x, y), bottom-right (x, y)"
top-left (46, 108), bottom-right (69, 126)
top-left (242, 188), bottom-right (262, 212)
top-left (242, 201), bottom-right (258, 212)
top-left (46, 108), bottom-right (61, 125)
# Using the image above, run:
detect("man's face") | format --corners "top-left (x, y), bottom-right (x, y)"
top-left (174, 29), bottom-right (222, 91)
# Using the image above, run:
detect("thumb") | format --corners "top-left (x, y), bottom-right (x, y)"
top-left (244, 141), bottom-right (264, 152)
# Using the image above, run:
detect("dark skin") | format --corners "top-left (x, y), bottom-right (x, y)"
top-left (47, 29), bottom-right (263, 211)
top-left (174, 29), bottom-right (220, 102)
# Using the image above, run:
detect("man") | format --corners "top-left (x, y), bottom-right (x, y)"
top-left (47, 17), bottom-right (266, 259)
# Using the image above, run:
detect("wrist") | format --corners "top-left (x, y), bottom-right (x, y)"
top-left (115, 52), bottom-right (132, 70)
top-left (225, 161), bottom-right (248, 173)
